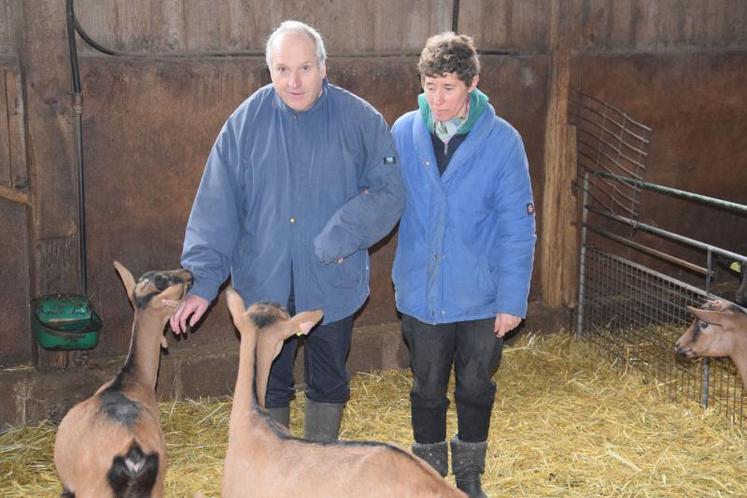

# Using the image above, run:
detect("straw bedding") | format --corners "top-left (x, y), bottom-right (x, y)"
top-left (1, 333), bottom-right (744, 497)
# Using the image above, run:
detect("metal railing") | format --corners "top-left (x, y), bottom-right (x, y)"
top-left (573, 92), bottom-right (746, 429)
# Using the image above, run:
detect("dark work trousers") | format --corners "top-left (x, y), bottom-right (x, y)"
top-left (264, 287), bottom-right (354, 408)
top-left (402, 314), bottom-right (504, 444)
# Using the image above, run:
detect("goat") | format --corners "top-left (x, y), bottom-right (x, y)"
top-left (54, 262), bottom-right (192, 498)
top-left (223, 288), bottom-right (467, 498)
top-left (712, 256), bottom-right (746, 306)
top-left (674, 299), bottom-right (747, 389)
top-left (733, 261), bottom-right (746, 306)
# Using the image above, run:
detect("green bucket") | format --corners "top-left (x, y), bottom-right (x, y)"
top-left (31, 294), bottom-right (102, 350)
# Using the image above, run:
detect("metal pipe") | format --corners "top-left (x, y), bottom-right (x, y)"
top-left (586, 205), bottom-right (747, 263)
top-left (585, 226), bottom-right (709, 276)
top-left (66, 0), bottom-right (87, 294)
top-left (593, 171), bottom-right (747, 215)
top-left (575, 172), bottom-right (590, 338)
top-left (701, 358), bottom-right (710, 409)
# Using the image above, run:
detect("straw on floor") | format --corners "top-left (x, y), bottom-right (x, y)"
top-left (1, 333), bottom-right (744, 497)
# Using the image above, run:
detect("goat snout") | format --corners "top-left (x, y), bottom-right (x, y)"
top-left (674, 343), bottom-right (694, 358)
top-left (185, 269), bottom-right (194, 287)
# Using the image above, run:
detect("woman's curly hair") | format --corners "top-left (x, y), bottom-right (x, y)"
top-left (418, 32), bottom-right (480, 86)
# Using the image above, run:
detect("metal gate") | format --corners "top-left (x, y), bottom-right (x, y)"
top-left (572, 91), bottom-right (747, 429)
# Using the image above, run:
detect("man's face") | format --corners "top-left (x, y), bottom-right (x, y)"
top-left (269, 32), bottom-right (326, 112)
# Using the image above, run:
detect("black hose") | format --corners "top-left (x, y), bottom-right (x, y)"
top-left (452, 0), bottom-right (460, 33)
top-left (71, 4), bottom-right (263, 58)
top-left (66, 0), bottom-right (81, 91)
top-left (74, 16), bottom-right (119, 56)
top-left (66, 0), bottom-right (87, 294)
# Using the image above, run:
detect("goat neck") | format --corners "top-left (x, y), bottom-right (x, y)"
top-left (123, 305), bottom-right (171, 390)
top-left (229, 304), bottom-right (260, 430)
top-left (117, 262), bottom-right (193, 389)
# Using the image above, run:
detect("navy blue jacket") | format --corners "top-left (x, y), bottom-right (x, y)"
top-left (391, 103), bottom-right (536, 323)
top-left (182, 80), bottom-right (405, 323)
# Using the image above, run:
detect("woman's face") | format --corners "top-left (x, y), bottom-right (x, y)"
top-left (422, 72), bottom-right (479, 122)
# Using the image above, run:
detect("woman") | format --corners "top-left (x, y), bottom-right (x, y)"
top-left (391, 32), bottom-right (536, 498)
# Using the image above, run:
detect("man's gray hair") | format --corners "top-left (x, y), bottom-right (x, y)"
top-left (265, 20), bottom-right (327, 68)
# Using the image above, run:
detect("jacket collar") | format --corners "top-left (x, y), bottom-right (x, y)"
top-left (413, 102), bottom-right (497, 181)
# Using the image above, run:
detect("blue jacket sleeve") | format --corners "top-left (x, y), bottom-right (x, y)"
top-left (493, 134), bottom-right (537, 318)
top-left (313, 112), bottom-right (405, 264)
top-left (180, 118), bottom-right (242, 302)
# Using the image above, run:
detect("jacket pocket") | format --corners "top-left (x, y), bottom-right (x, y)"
top-left (392, 248), bottom-right (423, 310)
top-left (318, 250), bottom-right (364, 290)
top-left (447, 253), bottom-right (496, 310)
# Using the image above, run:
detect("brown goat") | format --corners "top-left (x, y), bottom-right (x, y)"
top-left (675, 299), bottom-right (747, 389)
top-left (54, 262), bottom-right (192, 498)
top-left (223, 288), bottom-right (466, 498)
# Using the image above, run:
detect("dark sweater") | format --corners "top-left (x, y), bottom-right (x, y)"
top-left (430, 132), bottom-right (469, 176)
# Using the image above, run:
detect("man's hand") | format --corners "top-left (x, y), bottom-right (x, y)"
top-left (170, 294), bottom-right (209, 335)
top-left (494, 313), bottom-right (521, 338)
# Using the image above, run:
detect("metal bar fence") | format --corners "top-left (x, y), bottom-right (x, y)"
top-left (573, 92), bottom-right (746, 429)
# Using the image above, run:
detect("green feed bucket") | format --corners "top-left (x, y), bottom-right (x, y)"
top-left (31, 294), bottom-right (101, 351)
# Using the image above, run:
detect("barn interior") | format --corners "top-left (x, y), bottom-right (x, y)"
top-left (0, 1), bottom-right (745, 495)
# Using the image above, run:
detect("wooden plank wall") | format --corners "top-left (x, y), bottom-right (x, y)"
top-left (563, 0), bottom-right (746, 51)
top-left (73, 0), bottom-right (452, 54)
top-left (0, 0), bottom-right (16, 56)
top-left (68, 0), bottom-right (747, 55)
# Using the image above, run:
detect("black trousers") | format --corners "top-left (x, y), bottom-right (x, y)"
top-left (402, 314), bottom-right (503, 443)
top-left (264, 285), bottom-right (353, 408)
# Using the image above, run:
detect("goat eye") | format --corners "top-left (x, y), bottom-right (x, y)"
top-left (698, 321), bottom-right (709, 330)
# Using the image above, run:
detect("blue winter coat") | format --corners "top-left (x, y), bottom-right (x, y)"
top-left (182, 80), bottom-right (405, 323)
top-left (391, 103), bottom-right (536, 324)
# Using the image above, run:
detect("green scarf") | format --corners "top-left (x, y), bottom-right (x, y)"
top-left (418, 88), bottom-right (488, 143)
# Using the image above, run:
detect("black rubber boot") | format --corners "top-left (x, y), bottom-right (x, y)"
top-left (265, 406), bottom-right (290, 429)
top-left (411, 440), bottom-right (448, 477)
top-left (304, 399), bottom-right (344, 442)
top-left (450, 436), bottom-right (488, 498)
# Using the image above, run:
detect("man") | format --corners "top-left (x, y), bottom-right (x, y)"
top-left (170, 20), bottom-right (404, 441)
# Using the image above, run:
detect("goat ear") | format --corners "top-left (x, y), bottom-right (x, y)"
top-left (225, 287), bottom-right (247, 325)
top-left (703, 299), bottom-right (730, 312)
top-left (254, 330), bottom-right (287, 410)
top-left (690, 307), bottom-right (727, 326)
top-left (114, 261), bottom-right (136, 307)
top-left (254, 341), bottom-right (286, 410)
top-left (290, 310), bottom-right (324, 335)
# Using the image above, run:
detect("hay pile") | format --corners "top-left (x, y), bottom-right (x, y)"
top-left (1, 333), bottom-right (744, 497)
